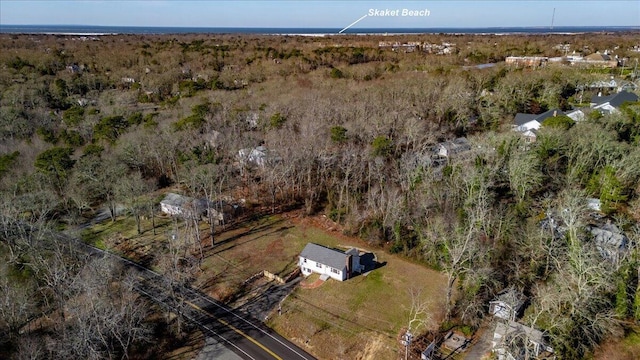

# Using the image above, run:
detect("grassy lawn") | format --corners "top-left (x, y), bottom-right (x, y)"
top-left (81, 212), bottom-right (448, 360)
top-left (593, 326), bottom-right (640, 360)
top-left (80, 214), bottom-right (176, 268)
top-left (263, 217), bottom-right (448, 360)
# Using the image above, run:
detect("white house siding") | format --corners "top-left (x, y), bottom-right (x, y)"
top-left (594, 103), bottom-right (618, 114)
top-left (299, 256), bottom-right (346, 281)
top-left (516, 120), bottom-right (541, 132)
top-left (160, 203), bottom-right (182, 216)
top-left (566, 110), bottom-right (585, 122)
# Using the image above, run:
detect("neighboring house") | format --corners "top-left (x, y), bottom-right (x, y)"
top-left (565, 109), bottom-right (585, 122)
top-left (237, 145), bottom-right (282, 169)
top-left (513, 109), bottom-right (566, 133)
top-left (435, 137), bottom-right (472, 158)
top-left (588, 78), bottom-right (618, 91)
top-left (590, 91), bottom-right (639, 114)
top-left (160, 193), bottom-right (204, 219)
top-left (299, 243), bottom-right (363, 281)
top-left (489, 288), bottom-right (527, 322)
top-left (521, 129), bottom-right (538, 143)
top-left (66, 64), bottom-right (81, 74)
top-left (160, 193), bottom-right (233, 223)
top-left (205, 200), bottom-right (236, 225)
top-left (505, 56), bottom-right (548, 67)
top-left (587, 223), bottom-right (629, 264)
top-left (513, 109), bottom-right (568, 142)
top-left (492, 321), bottom-right (554, 360)
top-left (571, 52), bottom-right (619, 68)
top-left (617, 81), bottom-right (638, 93)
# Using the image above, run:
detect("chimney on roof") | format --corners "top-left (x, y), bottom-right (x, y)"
top-left (598, 91), bottom-right (602, 97)
top-left (553, 110), bottom-right (557, 117)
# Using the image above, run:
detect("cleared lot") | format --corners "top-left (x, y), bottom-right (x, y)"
top-left (84, 211), bottom-right (448, 360)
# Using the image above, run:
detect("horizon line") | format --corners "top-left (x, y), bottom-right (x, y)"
top-left (2, 24), bottom-right (640, 29)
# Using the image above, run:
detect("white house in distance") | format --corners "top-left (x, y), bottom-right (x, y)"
top-left (237, 145), bottom-right (282, 170)
top-left (160, 193), bottom-right (233, 224)
top-left (513, 108), bottom-right (568, 142)
top-left (160, 193), bottom-right (204, 219)
top-left (299, 243), bottom-right (363, 281)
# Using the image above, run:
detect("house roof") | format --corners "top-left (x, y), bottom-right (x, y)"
top-left (238, 145), bottom-right (282, 165)
top-left (491, 288), bottom-right (526, 311)
top-left (588, 223), bottom-right (628, 250)
top-left (514, 108), bottom-right (565, 126)
top-left (585, 53), bottom-right (612, 61)
top-left (161, 193), bottom-right (224, 214)
top-left (160, 193), bottom-right (195, 208)
top-left (437, 137), bottom-right (472, 155)
top-left (300, 243), bottom-right (348, 270)
top-left (591, 91), bottom-right (639, 108)
top-left (495, 321), bottom-right (546, 346)
top-left (513, 113), bottom-right (537, 126)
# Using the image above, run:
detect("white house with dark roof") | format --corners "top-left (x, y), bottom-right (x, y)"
top-left (513, 108), bottom-right (567, 142)
top-left (299, 243), bottom-right (362, 281)
top-left (590, 91), bottom-right (639, 114)
top-left (514, 109), bottom-right (566, 132)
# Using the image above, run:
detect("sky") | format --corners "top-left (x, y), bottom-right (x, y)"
top-left (1, 1), bottom-right (638, 28)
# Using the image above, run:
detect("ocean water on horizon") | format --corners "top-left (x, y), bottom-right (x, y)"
top-left (1, 24), bottom-right (639, 35)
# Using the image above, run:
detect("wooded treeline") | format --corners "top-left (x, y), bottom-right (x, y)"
top-left (1, 32), bottom-right (639, 359)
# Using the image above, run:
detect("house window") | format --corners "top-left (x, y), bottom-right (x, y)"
top-left (316, 262), bottom-right (322, 268)
top-left (303, 258), bottom-right (307, 263)
top-left (331, 268), bottom-right (340, 274)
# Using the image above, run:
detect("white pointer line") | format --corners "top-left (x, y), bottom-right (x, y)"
top-left (338, 14), bottom-right (368, 34)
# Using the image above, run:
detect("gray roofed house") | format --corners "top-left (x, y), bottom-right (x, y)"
top-left (587, 223), bottom-right (629, 264)
top-left (160, 193), bottom-right (234, 223)
top-left (590, 91), bottom-right (639, 114)
top-left (513, 109), bottom-right (566, 142)
top-left (160, 193), bottom-right (204, 219)
top-left (435, 137), bottom-right (472, 158)
top-left (489, 288), bottom-right (527, 322)
top-left (299, 243), bottom-right (362, 281)
top-left (513, 113), bottom-right (539, 127)
top-left (492, 321), bottom-right (554, 360)
top-left (514, 109), bottom-right (566, 131)
top-left (237, 145), bottom-right (282, 170)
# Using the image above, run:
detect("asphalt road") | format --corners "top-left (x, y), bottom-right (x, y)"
top-left (80, 241), bottom-right (314, 360)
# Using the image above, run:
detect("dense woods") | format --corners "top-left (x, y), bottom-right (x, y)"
top-left (1, 31), bottom-right (639, 359)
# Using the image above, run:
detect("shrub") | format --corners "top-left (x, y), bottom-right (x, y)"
top-left (542, 114), bottom-right (575, 130)
top-left (330, 68), bottom-right (344, 79)
top-left (62, 106), bottom-right (85, 126)
top-left (330, 126), bottom-right (348, 143)
top-left (371, 136), bottom-right (393, 157)
top-left (269, 112), bottom-right (287, 129)
top-left (0, 151), bottom-right (20, 177)
top-left (93, 115), bottom-right (129, 143)
top-left (59, 129), bottom-right (85, 147)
